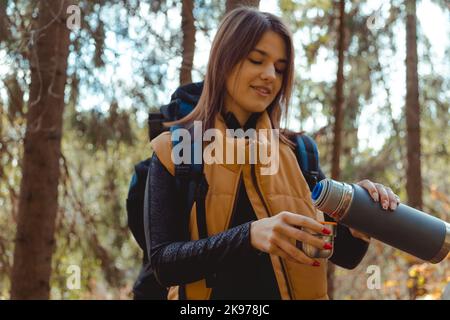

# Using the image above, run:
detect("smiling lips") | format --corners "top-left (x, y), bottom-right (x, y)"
top-left (251, 86), bottom-right (271, 97)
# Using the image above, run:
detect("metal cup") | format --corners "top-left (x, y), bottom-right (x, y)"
top-left (297, 221), bottom-right (337, 259)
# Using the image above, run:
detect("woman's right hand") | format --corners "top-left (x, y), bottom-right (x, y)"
top-left (250, 211), bottom-right (332, 266)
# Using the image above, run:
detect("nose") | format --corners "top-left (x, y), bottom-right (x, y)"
top-left (260, 64), bottom-right (276, 81)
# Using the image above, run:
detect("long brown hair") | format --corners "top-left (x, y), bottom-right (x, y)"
top-left (166, 6), bottom-right (296, 147)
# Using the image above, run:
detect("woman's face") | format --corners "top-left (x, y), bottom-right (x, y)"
top-left (224, 30), bottom-right (287, 125)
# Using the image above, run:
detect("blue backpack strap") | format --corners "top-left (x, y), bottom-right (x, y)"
top-left (170, 125), bottom-right (208, 240)
top-left (293, 134), bottom-right (320, 192)
top-left (178, 100), bottom-right (195, 118)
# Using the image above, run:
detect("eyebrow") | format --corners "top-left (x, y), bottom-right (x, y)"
top-left (251, 48), bottom-right (287, 64)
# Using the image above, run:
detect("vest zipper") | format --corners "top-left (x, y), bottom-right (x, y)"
top-left (250, 164), bottom-right (294, 300)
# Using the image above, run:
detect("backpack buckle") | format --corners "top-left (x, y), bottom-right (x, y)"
top-left (309, 170), bottom-right (319, 179)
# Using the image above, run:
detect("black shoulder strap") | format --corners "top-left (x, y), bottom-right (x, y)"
top-left (292, 134), bottom-right (320, 192)
top-left (127, 158), bottom-right (151, 254)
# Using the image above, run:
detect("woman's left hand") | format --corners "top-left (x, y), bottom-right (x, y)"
top-left (348, 179), bottom-right (401, 242)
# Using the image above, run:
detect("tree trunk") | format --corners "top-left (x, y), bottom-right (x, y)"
top-left (225, 0), bottom-right (260, 14)
top-left (405, 0), bottom-right (422, 211)
top-left (0, 0), bottom-right (10, 43)
top-left (180, 0), bottom-right (196, 85)
top-left (329, 0), bottom-right (346, 300)
top-left (10, 0), bottom-right (72, 300)
top-left (331, 0), bottom-right (345, 181)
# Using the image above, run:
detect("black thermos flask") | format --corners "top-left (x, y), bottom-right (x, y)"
top-left (311, 179), bottom-right (450, 263)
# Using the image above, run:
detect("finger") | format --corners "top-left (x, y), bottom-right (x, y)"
top-left (280, 223), bottom-right (330, 250)
top-left (357, 179), bottom-right (379, 202)
top-left (395, 194), bottom-right (401, 204)
top-left (280, 212), bottom-right (329, 235)
top-left (271, 243), bottom-right (299, 264)
top-left (274, 235), bottom-right (318, 266)
top-left (375, 183), bottom-right (390, 211)
top-left (385, 187), bottom-right (399, 211)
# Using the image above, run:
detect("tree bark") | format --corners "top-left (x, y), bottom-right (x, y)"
top-left (331, 0), bottom-right (345, 182)
top-left (225, 0), bottom-right (260, 14)
top-left (0, 0), bottom-right (10, 43)
top-left (329, 0), bottom-right (346, 300)
top-left (405, 0), bottom-right (422, 210)
top-left (10, 0), bottom-right (72, 300)
top-left (180, 0), bottom-right (196, 85)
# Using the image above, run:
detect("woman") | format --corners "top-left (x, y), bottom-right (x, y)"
top-left (146, 7), bottom-right (400, 300)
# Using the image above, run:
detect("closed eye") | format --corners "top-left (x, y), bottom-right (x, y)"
top-left (249, 59), bottom-right (284, 75)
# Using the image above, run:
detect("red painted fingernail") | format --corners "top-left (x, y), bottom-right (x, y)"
top-left (323, 243), bottom-right (333, 250)
top-left (322, 228), bottom-right (331, 235)
top-left (312, 261), bottom-right (320, 267)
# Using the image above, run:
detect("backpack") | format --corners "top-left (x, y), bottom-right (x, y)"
top-left (126, 81), bottom-right (320, 299)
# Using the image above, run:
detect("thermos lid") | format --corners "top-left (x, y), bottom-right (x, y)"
top-left (311, 179), bottom-right (354, 221)
top-left (312, 181), bottom-right (323, 201)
